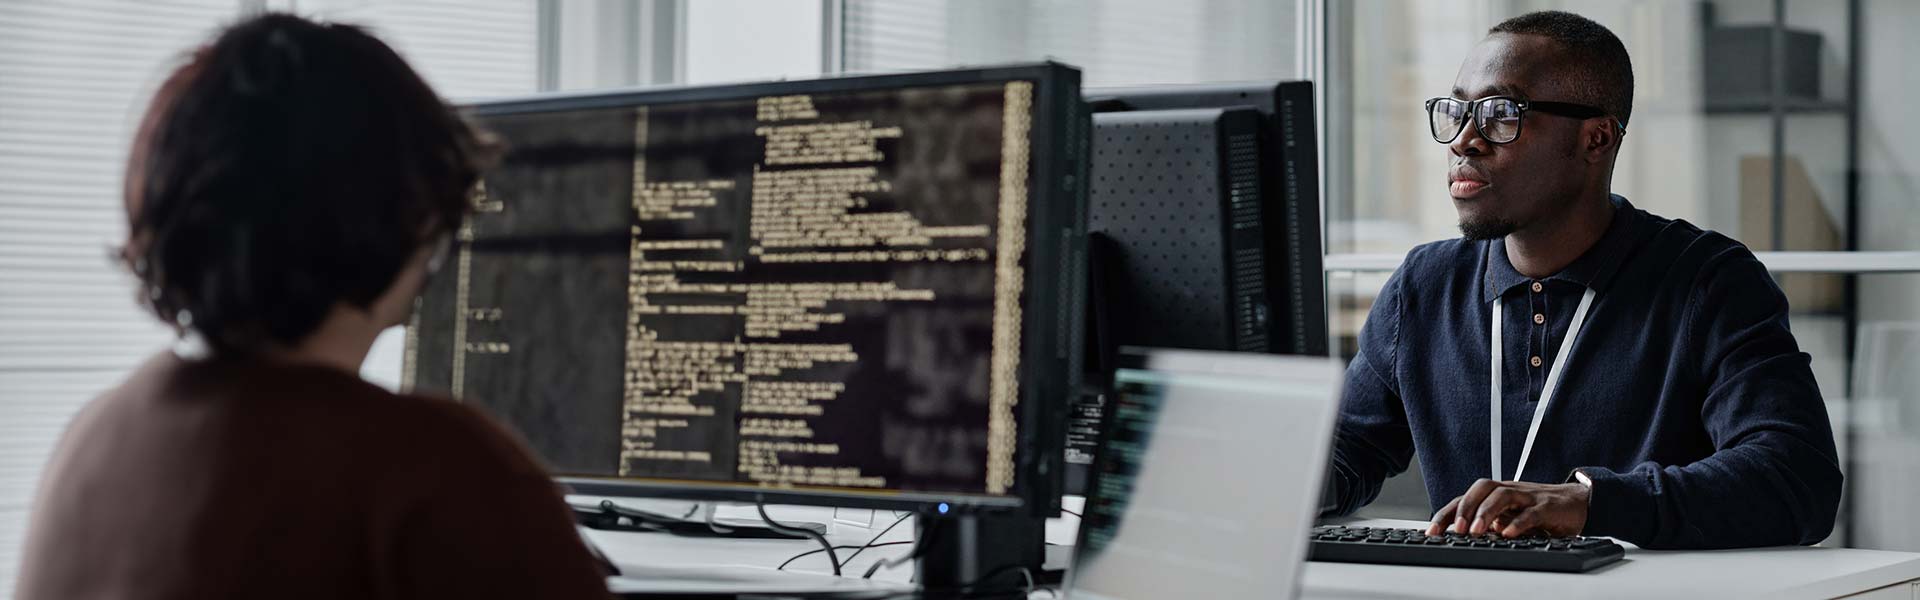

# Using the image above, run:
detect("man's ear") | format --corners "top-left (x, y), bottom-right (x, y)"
top-left (1583, 119), bottom-right (1621, 163)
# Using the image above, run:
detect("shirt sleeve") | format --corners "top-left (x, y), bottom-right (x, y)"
top-left (1579, 250), bottom-right (1843, 549)
top-left (1324, 263), bottom-right (1418, 517)
top-left (389, 407), bottom-right (615, 600)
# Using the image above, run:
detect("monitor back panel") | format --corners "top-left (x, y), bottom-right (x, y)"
top-left (1085, 81), bottom-right (1326, 357)
top-left (1087, 108), bottom-right (1269, 353)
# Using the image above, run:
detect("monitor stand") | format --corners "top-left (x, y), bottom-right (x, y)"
top-left (573, 501), bottom-right (828, 540)
top-left (915, 512), bottom-right (1050, 597)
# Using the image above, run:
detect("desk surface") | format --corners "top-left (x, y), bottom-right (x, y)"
top-left (581, 500), bottom-right (1920, 600)
top-left (1305, 519), bottom-right (1920, 600)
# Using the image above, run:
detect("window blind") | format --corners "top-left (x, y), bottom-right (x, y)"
top-left (843, 0), bottom-right (1298, 86)
top-left (0, 4), bottom-right (235, 593)
top-left (0, 2), bottom-right (536, 595)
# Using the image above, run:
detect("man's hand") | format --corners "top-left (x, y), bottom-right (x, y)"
top-left (1424, 478), bottom-right (1590, 538)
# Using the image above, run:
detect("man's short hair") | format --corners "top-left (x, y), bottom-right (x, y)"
top-left (122, 13), bottom-right (496, 353)
top-left (1490, 10), bottom-right (1635, 128)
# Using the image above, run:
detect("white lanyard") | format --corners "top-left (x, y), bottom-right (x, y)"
top-left (1490, 286), bottom-right (1597, 482)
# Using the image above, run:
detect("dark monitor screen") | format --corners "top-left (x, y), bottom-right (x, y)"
top-left (405, 64), bottom-right (1085, 513)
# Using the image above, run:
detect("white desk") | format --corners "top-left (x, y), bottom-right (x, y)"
top-left (578, 499), bottom-right (924, 580)
top-left (1307, 519), bottom-right (1920, 600)
top-left (581, 501), bottom-right (1920, 600)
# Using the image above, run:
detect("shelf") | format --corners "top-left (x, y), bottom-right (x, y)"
top-left (1704, 96), bottom-right (1850, 115)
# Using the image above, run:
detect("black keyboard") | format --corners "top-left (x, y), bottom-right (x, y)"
top-left (1307, 525), bottom-right (1626, 573)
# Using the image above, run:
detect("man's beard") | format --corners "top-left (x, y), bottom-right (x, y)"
top-left (1458, 215), bottom-right (1518, 240)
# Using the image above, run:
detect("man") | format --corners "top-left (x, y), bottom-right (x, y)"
top-left (16, 14), bottom-right (611, 599)
top-left (1323, 11), bottom-right (1842, 550)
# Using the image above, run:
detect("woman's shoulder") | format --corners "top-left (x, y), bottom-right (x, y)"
top-left (105, 352), bottom-right (548, 480)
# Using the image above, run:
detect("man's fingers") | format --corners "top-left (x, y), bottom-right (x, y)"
top-left (1471, 487), bottom-right (1530, 535)
top-left (1499, 507), bottom-right (1543, 538)
top-left (1427, 498), bottom-right (1462, 536)
top-left (1452, 479), bottom-right (1501, 533)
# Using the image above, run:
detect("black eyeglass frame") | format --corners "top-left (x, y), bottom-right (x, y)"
top-left (1424, 95), bottom-right (1624, 144)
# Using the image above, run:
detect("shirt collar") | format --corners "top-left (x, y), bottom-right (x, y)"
top-left (1481, 194), bottom-right (1640, 304)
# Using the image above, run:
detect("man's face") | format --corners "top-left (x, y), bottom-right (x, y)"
top-left (1446, 33), bottom-right (1592, 240)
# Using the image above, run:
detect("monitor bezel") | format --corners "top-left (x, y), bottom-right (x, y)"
top-left (457, 62), bottom-right (1085, 515)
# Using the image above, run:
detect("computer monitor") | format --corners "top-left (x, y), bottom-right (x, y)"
top-left (403, 63), bottom-right (1087, 517)
top-left (1064, 81), bottom-right (1327, 493)
top-left (1083, 81), bottom-right (1327, 358)
top-left (1066, 348), bottom-right (1340, 599)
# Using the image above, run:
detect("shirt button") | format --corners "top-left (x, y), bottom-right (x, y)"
top-left (1530, 356), bottom-right (1543, 368)
top-left (1533, 313), bottom-right (1546, 325)
top-left (1531, 282), bottom-right (1544, 293)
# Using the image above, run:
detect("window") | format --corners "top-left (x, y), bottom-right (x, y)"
top-left (0, 3), bottom-right (236, 590)
top-left (842, 0), bottom-right (1300, 86)
top-left (0, 2), bottom-right (540, 593)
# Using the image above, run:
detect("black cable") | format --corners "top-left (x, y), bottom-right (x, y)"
top-left (756, 500), bottom-right (840, 576)
top-left (574, 501), bottom-right (672, 533)
top-left (776, 541), bottom-right (912, 571)
top-left (954, 564), bottom-right (1035, 594)
top-left (836, 512), bottom-right (913, 570)
top-left (1061, 508), bottom-right (1081, 518)
top-left (863, 515), bottom-right (941, 579)
top-left (861, 557), bottom-right (900, 579)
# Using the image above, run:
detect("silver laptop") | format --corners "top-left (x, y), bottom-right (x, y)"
top-left (1064, 348), bottom-right (1343, 600)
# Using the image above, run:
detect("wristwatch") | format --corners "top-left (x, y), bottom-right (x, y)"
top-left (1571, 468), bottom-right (1595, 488)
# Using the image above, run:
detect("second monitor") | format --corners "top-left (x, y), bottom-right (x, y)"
top-left (1084, 81), bottom-right (1327, 359)
top-left (1066, 82), bottom-right (1328, 491)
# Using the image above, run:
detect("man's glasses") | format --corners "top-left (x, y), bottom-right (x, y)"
top-left (1424, 96), bottom-right (1622, 145)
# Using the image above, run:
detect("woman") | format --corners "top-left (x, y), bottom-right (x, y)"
top-left (16, 13), bottom-right (610, 599)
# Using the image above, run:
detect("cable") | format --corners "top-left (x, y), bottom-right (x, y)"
top-left (1061, 508), bottom-right (1081, 518)
top-left (863, 515), bottom-right (941, 579)
top-left (703, 502), bottom-right (736, 536)
top-left (776, 541), bottom-right (912, 571)
top-left (756, 500), bottom-right (840, 576)
top-left (1015, 567), bottom-right (1037, 597)
top-left (836, 512), bottom-right (913, 570)
top-left (577, 501), bottom-right (672, 534)
top-left (958, 564), bottom-right (1034, 593)
top-left (861, 555), bottom-right (905, 579)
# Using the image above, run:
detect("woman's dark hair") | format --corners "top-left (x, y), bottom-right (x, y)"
top-left (123, 13), bottom-right (496, 354)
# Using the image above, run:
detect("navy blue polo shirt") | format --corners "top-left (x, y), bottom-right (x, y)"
top-left (1326, 195), bottom-right (1842, 549)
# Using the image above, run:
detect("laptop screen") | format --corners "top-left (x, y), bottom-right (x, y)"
top-left (1066, 351), bottom-right (1340, 599)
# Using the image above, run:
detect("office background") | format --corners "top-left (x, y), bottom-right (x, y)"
top-left (0, 0), bottom-right (1915, 594)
